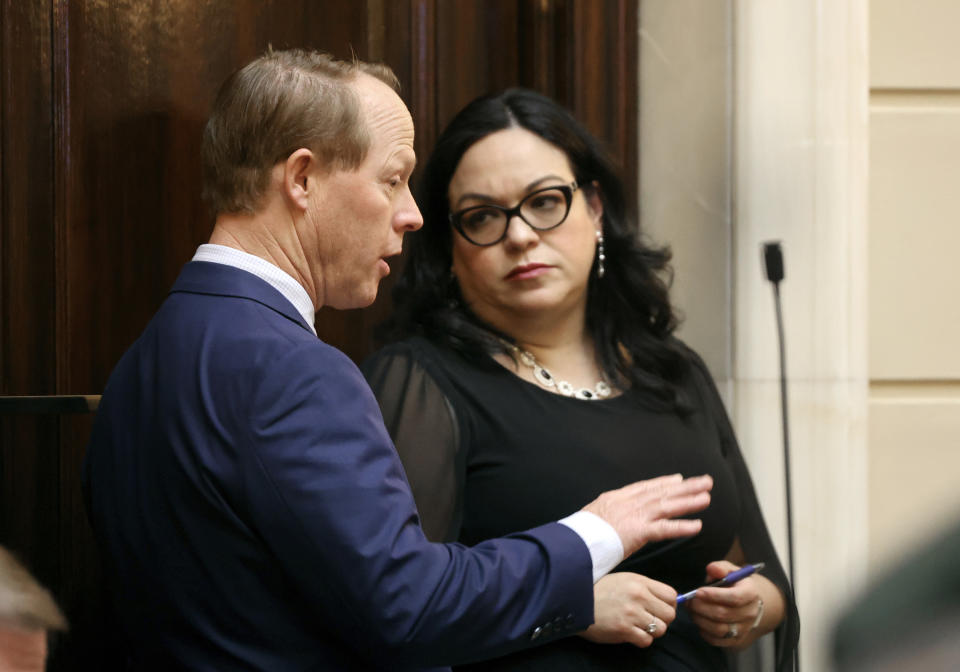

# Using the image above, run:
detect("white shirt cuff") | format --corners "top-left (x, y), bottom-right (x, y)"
top-left (558, 511), bottom-right (624, 583)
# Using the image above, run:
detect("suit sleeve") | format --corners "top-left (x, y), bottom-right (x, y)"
top-left (238, 341), bottom-right (594, 668)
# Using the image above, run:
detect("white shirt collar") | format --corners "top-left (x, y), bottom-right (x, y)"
top-left (191, 244), bottom-right (316, 335)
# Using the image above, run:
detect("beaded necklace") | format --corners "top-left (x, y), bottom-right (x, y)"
top-left (507, 344), bottom-right (612, 401)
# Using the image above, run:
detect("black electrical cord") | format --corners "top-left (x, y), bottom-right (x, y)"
top-left (763, 241), bottom-right (798, 672)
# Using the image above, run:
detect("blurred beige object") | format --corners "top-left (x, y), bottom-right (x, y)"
top-left (0, 546), bottom-right (67, 672)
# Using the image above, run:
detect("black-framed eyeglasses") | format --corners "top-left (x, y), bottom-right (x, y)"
top-left (449, 181), bottom-right (579, 247)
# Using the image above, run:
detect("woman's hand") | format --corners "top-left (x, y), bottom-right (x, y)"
top-left (687, 560), bottom-right (781, 649)
top-left (580, 572), bottom-right (677, 647)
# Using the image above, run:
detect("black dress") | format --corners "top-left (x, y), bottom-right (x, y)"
top-left (362, 336), bottom-right (798, 671)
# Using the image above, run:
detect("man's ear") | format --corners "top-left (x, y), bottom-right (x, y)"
top-left (282, 148), bottom-right (316, 211)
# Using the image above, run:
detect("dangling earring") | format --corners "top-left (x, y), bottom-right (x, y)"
top-left (595, 229), bottom-right (606, 279)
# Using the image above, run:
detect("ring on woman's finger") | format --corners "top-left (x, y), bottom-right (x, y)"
top-left (644, 622), bottom-right (658, 635)
top-left (722, 623), bottom-right (739, 639)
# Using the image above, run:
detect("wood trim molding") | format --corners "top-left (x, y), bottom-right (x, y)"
top-left (0, 395), bottom-right (100, 414)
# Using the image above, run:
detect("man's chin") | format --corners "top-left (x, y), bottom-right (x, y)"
top-left (326, 283), bottom-right (380, 311)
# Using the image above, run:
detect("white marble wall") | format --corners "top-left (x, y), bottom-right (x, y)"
top-left (734, 2), bottom-right (869, 671)
top-left (640, 2), bottom-right (871, 670)
top-left (639, 0), bottom-right (733, 381)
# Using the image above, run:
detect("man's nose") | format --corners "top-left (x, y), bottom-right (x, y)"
top-left (396, 187), bottom-right (423, 232)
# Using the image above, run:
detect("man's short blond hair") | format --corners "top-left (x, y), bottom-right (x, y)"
top-left (201, 48), bottom-right (399, 215)
top-left (0, 547), bottom-right (67, 631)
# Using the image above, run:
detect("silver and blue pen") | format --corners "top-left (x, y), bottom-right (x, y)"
top-left (675, 562), bottom-right (765, 605)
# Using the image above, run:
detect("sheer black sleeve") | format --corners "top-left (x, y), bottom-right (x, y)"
top-left (684, 346), bottom-right (800, 672)
top-left (361, 341), bottom-right (466, 543)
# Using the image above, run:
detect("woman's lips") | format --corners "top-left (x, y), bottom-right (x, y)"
top-left (506, 263), bottom-right (552, 280)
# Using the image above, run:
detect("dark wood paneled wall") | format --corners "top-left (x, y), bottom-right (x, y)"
top-left (0, 1), bottom-right (637, 668)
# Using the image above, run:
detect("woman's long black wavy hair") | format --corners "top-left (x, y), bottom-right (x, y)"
top-left (380, 88), bottom-right (690, 411)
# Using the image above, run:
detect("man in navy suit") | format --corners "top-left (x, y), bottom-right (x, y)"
top-left (82, 48), bottom-right (713, 670)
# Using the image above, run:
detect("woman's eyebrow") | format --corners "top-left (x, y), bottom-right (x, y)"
top-left (453, 174), bottom-right (568, 208)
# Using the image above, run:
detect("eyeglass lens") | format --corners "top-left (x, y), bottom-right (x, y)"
top-left (454, 184), bottom-right (574, 246)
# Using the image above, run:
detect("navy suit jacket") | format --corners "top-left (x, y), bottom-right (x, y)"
top-left (83, 261), bottom-right (594, 671)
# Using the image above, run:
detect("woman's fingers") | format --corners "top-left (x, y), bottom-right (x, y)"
top-left (687, 566), bottom-right (764, 648)
top-left (581, 573), bottom-right (677, 648)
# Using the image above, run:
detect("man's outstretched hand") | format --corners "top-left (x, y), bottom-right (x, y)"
top-left (582, 474), bottom-right (713, 557)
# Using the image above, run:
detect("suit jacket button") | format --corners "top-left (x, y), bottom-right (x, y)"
top-left (531, 626), bottom-right (543, 641)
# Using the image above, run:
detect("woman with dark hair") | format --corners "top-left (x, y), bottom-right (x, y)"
top-left (362, 88), bottom-right (798, 671)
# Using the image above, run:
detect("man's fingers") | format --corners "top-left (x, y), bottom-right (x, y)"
top-left (661, 474), bottom-right (713, 497)
top-left (633, 476), bottom-right (713, 514)
top-left (642, 518), bottom-right (703, 543)
top-left (654, 491), bottom-right (712, 519)
top-left (670, 474), bottom-right (714, 494)
top-left (582, 474), bottom-right (714, 556)
top-left (616, 473), bottom-right (684, 497)
top-left (625, 473), bottom-right (711, 498)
